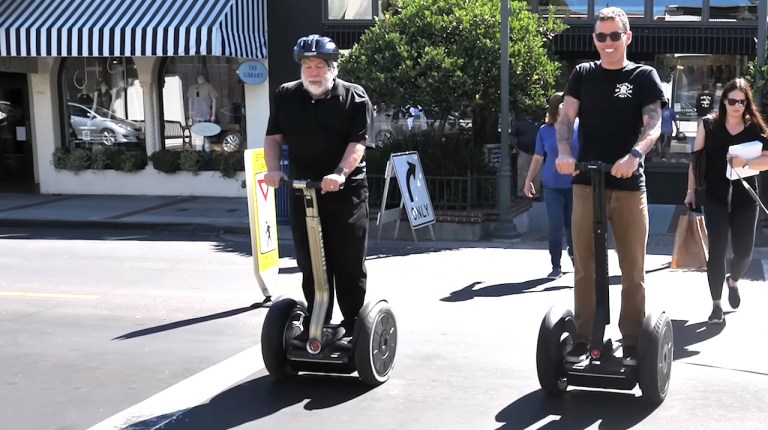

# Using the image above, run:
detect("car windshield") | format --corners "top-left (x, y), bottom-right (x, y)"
top-left (93, 106), bottom-right (120, 119)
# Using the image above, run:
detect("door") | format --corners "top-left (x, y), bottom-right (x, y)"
top-left (0, 72), bottom-right (34, 191)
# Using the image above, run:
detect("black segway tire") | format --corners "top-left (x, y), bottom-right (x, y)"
top-left (261, 298), bottom-right (304, 381)
top-left (638, 311), bottom-right (674, 405)
top-left (536, 306), bottom-right (576, 396)
top-left (354, 300), bottom-right (397, 387)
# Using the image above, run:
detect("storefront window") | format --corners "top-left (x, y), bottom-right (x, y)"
top-left (161, 57), bottom-right (246, 153)
top-left (537, 1), bottom-right (588, 20)
top-left (653, 1), bottom-right (703, 22)
top-left (595, 1), bottom-right (646, 19)
top-left (59, 57), bottom-right (144, 149)
top-left (326, 0), bottom-right (383, 20)
top-left (645, 54), bottom-right (749, 165)
top-left (710, 0), bottom-right (758, 22)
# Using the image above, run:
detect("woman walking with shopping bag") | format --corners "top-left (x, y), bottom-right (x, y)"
top-left (685, 78), bottom-right (768, 324)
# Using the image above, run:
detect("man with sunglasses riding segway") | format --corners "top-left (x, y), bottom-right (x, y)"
top-left (536, 7), bottom-right (674, 404)
top-left (260, 35), bottom-right (397, 386)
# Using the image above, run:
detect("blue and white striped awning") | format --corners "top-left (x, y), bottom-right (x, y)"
top-left (0, 0), bottom-right (267, 58)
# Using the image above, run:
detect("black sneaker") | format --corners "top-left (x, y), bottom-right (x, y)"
top-left (727, 276), bottom-right (741, 309)
top-left (622, 345), bottom-right (638, 366)
top-left (708, 305), bottom-right (724, 324)
top-left (566, 342), bottom-right (589, 363)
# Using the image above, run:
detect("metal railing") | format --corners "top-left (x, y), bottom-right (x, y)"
top-left (368, 174), bottom-right (511, 211)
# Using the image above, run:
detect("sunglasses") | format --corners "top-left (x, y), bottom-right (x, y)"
top-left (726, 98), bottom-right (747, 107)
top-left (594, 31), bottom-right (626, 43)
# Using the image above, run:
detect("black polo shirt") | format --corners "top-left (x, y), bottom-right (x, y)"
top-left (266, 78), bottom-right (375, 180)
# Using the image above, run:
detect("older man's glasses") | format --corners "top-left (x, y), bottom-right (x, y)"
top-left (594, 32), bottom-right (625, 43)
top-left (726, 98), bottom-right (747, 107)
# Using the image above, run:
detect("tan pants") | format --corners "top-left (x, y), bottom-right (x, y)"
top-left (572, 185), bottom-right (648, 346)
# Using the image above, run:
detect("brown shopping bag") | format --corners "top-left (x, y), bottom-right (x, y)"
top-left (670, 213), bottom-right (709, 269)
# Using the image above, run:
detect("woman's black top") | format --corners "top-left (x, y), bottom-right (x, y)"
top-left (703, 117), bottom-right (768, 210)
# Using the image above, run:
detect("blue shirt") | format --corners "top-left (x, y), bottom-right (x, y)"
top-left (661, 107), bottom-right (677, 134)
top-left (534, 120), bottom-right (579, 189)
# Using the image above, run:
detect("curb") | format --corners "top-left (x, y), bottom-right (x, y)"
top-left (0, 219), bottom-right (252, 235)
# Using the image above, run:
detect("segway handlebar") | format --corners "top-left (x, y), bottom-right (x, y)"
top-left (278, 178), bottom-right (323, 189)
top-left (574, 161), bottom-right (614, 172)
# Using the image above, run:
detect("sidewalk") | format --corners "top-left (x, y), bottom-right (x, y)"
top-left (0, 193), bottom-right (255, 235)
top-left (0, 192), bottom-right (714, 249)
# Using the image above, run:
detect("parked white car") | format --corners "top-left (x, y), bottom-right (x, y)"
top-left (67, 102), bottom-right (144, 145)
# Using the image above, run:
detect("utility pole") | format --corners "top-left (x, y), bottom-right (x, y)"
top-left (758, 0), bottom-right (766, 109)
top-left (494, 0), bottom-right (521, 240)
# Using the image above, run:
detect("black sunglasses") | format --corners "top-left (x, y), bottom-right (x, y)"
top-left (594, 31), bottom-right (625, 43)
top-left (726, 98), bottom-right (747, 107)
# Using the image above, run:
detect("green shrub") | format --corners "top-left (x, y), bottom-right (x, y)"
top-left (117, 150), bottom-right (148, 172)
top-left (149, 150), bottom-right (181, 174)
top-left (179, 150), bottom-right (208, 175)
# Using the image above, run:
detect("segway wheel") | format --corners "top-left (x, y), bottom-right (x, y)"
top-left (536, 306), bottom-right (576, 396)
top-left (354, 300), bottom-right (397, 387)
top-left (261, 298), bottom-right (305, 381)
top-left (638, 312), bottom-right (674, 405)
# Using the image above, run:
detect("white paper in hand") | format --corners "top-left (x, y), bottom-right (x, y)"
top-left (726, 140), bottom-right (763, 180)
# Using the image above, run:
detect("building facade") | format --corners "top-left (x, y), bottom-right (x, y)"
top-left (267, 0), bottom-right (764, 205)
top-left (0, 0), bottom-right (269, 197)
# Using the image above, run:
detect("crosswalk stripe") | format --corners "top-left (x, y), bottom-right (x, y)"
top-left (0, 291), bottom-right (99, 300)
top-left (86, 344), bottom-right (265, 430)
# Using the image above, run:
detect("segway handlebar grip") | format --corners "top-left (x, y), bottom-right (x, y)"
top-left (574, 161), bottom-right (614, 173)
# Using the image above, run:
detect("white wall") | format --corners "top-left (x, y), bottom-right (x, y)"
top-left (28, 56), bottom-right (271, 197)
top-left (245, 59), bottom-right (270, 150)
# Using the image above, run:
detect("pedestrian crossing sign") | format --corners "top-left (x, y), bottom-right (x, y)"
top-left (245, 148), bottom-right (279, 299)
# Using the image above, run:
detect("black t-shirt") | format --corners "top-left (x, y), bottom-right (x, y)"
top-left (266, 78), bottom-right (375, 180)
top-left (702, 118), bottom-right (768, 209)
top-left (511, 118), bottom-right (540, 155)
top-left (696, 93), bottom-right (714, 117)
top-left (565, 61), bottom-right (664, 191)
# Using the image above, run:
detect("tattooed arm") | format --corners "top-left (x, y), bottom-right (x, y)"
top-left (556, 95), bottom-right (579, 158)
top-left (634, 101), bottom-right (662, 155)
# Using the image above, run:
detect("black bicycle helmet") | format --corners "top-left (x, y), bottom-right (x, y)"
top-left (293, 34), bottom-right (339, 63)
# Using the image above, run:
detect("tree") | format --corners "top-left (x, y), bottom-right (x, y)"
top-left (339, 0), bottom-right (566, 143)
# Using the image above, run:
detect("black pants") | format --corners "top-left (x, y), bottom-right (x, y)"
top-left (289, 179), bottom-right (369, 327)
top-left (703, 197), bottom-right (758, 301)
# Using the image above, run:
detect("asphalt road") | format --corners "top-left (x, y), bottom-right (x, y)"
top-left (1, 227), bottom-right (766, 430)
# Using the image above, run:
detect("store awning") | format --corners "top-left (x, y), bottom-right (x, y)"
top-left (0, 0), bottom-right (266, 58)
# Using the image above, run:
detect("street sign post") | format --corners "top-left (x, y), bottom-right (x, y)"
top-left (376, 151), bottom-right (436, 242)
top-left (244, 148), bottom-right (279, 301)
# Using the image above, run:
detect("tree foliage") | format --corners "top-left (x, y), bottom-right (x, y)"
top-left (339, 0), bottom-right (566, 126)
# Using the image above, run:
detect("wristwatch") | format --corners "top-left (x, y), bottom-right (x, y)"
top-left (630, 148), bottom-right (643, 159)
top-left (334, 166), bottom-right (347, 177)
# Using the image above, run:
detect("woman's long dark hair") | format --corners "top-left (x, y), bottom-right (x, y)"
top-left (709, 77), bottom-right (768, 135)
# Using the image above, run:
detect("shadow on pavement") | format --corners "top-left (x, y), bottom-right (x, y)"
top-left (112, 305), bottom-right (266, 341)
top-left (495, 389), bottom-right (657, 430)
top-left (671, 318), bottom-right (725, 360)
top-left (127, 374), bottom-right (372, 430)
top-left (440, 280), bottom-right (571, 302)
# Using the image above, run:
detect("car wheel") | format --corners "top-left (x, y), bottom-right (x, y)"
top-left (222, 132), bottom-right (242, 152)
top-left (100, 129), bottom-right (117, 146)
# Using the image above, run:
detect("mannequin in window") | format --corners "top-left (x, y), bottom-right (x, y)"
top-left (187, 75), bottom-right (218, 125)
top-left (76, 87), bottom-right (93, 106)
top-left (93, 80), bottom-right (113, 113)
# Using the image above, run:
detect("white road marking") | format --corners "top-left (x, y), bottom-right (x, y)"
top-left (86, 344), bottom-right (265, 430)
top-left (0, 291), bottom-right (99, 300)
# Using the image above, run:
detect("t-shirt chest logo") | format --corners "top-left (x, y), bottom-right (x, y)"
top-left (614, 82), bottom-right (633, 98)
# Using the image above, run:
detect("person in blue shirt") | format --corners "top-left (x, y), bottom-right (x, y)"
top-left (659, 98), bottom-right (680, 160)
top-left (524, 92), bottom-right (579, 279)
